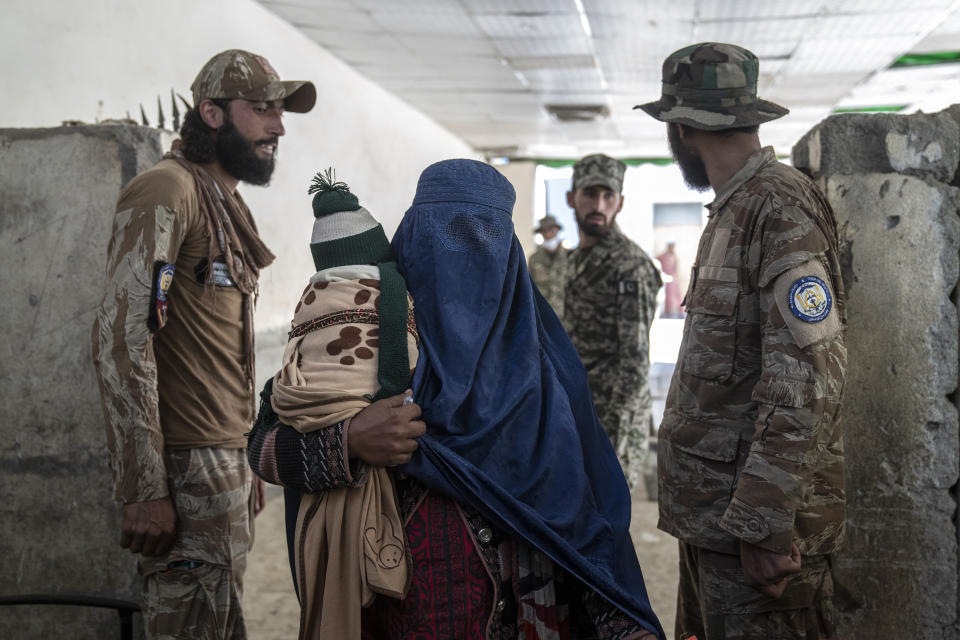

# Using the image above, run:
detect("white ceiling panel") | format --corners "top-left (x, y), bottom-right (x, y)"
top-left (812, 10), bottom-right (950, 38)
top-left (395, 34), bottom-right (493, 55)
top-left (461, 0), bottom-right (577, 13)
top-left (329, 47), bottom-right (419, 66)
top-left (351, 0), bottom-right (467, 11)
top-left (261, 0), bottom-right (363, 12)
top-left (257, 0), bottom-right (960, 158)
top-left (492, 36), bottom-right (593, 57)
top-left (819, 0), bottom-right (956, 14)
top-left (427, 55), bottom-right (513, 74)
top-left (583, 0), bottom-right (697, 20)
top-left (474, 13), bottom-right (586, 39)
top-left (692, 18), bottom-right (812, 48)
top-left (507, 54), bottom-right (597, 70)
top-left (589, 14), bottom-right (694, 39)
top-left (300, 28), bottom-right (397, 51)
top-left (370, 10), bottom-right (482, 36)
top-left (524, 67), bottom-right (605, 91)
top-left (695, 0), bottom-right (825, 21)
top-left (267, 4), bottom-right (380, 30)
top-left (785, 36), bottom-right (915, 73)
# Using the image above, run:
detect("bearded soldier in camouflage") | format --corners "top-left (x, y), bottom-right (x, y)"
top-left (563, 154), bottom-right (662, 491)
top-left (527, 215), bottom-right (569, 314)
top-left (92, 49), bottom-right (315, 639)
top-left (636, 43), bottom-right (846, 640)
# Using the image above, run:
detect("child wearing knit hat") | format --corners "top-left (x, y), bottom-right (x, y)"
top-left (269, 169), bottom-right (417, 640)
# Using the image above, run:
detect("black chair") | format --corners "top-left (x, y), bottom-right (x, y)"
top-left (0, 593), bottom-right (140, 640)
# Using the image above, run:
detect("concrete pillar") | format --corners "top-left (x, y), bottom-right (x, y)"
top-left (793, 108), bottom-right (960, 639)
top-left (0, 124), bottom-right (174, 638)
top-left (496, 160), bottom-right (538, 258)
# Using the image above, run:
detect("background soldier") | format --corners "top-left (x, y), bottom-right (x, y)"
top-left (527, 214), bottom-right (568, 314)
top-left (637, 42), bottom-right (846, 639)
top-left (563, 154), bottom-right (662, 491)
top-left (92, 49), bottom-right (315, 639)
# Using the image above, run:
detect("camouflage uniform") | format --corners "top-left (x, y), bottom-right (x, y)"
top-left (91, 49), bottom-right (315, 639)
top-left (637, 44), bottom-right (847, 640)
top-left (564, 158), bottom-right (662, 490)
top-left (528, 245), bottom-right (569, 314)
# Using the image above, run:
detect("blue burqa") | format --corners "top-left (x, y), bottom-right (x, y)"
top-left (394, 159), bottom-right (663, 638)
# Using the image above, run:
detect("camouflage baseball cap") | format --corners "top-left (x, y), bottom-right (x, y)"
top-left (571, 154), bottom-right (626, 193)
top-left (191, 49), bottom-right (316, 113)
top-left (634, 42), bottom-right (787, 131)
top-left (535, 215), bottom-right (563, 233)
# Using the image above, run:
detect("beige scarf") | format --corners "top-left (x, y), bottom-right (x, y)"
top-left (165, 146), bottom-right (276, 391)
top-left (272, 268), bottom-right (418, 640)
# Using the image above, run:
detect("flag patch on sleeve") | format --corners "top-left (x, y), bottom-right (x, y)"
top-left (148, 262), bottom-right (175, 332)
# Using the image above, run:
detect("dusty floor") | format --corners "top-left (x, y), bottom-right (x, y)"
top-left (243, 487), bottom-right (679, 639)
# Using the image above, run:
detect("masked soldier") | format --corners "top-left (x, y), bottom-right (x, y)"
top-left (563, 154), bottom-right (662, 491)
top-left (637, 42), bottom-right (847, 640)
top-left (92, 49), bottom-right (315, 639)
top-left (527, 214), bottom-right (569, 314)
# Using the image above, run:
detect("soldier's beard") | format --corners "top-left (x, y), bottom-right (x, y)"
top-left (668, 123), bottom-right (711, 192)
top-left (577, 212), bottom-right (615, 237)
top-left (216, 120), bottom-right (278, 186)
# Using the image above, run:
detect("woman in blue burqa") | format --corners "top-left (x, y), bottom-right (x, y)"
top-left (248, 159), bottom-right (663, 639)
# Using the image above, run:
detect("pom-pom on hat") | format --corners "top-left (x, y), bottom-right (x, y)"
top-left (307, 168), bottom-right (393, 271)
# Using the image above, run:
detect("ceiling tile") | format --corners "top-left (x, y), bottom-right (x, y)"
top-left (695, 0), bottom-right (825, 20)
top-left (301, 27), bottom-right (395, 50)
top-left (583, 0), bottom-right (697, 21)
top-left (523, 67), bottom-right (605, 91)
top-left (692, 17), bottom-right (812, 49)
top-left (493, 36), bottom-right (593, 57)
top-left (812, 10), bottom-right (950, 38)
top-left (819, 0), bottom-right (955, 14)
top-left (260, 0), bottom-right (358, 11)
top-left (785, 36), bottom-right (915, 73)
top-left (590, 14), bottom-right (694, 39)
top-left (268, 4), bottom-right (380, 30)
top-left (474, 13), bottom-right (586, 39)
top-left (395, 34), bottom-right (494, 55)
top-left (461, 0), bottom-right (576, 13)
top-left (351, 0), bottom-right (466, 11)
top-left (370, 10), bottom-right (482, 36)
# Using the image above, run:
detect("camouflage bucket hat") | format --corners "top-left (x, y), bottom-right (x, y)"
top-left (535, 215), bottom-right (563, 233)
top-left (572, 154), bottom-right (626, 193)
top-left (634, 42), bottom-right (787, 131)
top-left (191, 49), bottom-right (317, 113)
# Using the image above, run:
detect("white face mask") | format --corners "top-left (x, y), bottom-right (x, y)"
top-left (542, 237), bottom-right (563, 251)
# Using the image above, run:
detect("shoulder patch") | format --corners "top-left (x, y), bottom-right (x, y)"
top-left (148, 262), bottom-right (175, 332)
top-left (772, 260), bottom-right (841, 349)
top-left (787, 276), bottom-right (832, 323)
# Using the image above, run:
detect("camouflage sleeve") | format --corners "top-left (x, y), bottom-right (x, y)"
top-left (719, 201), bottom-right (843, 555)
top-left (246, 380), bottom-right (368, 492)
top-left (91, 200), bottom-right (185, 505)
top-left (608, 259), bottom-right (661, 456)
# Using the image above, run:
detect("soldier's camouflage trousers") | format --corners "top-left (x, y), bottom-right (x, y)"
top-left (140, 447), bottom-right (253, 640)
top-left (675, 541), bottom-right (836, 640)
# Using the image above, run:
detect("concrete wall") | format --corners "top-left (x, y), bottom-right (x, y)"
top-left (793, 108), bottom-right (960, 640)
top-left (0, 125), bottom-right (173, 639)
top-left (497, 160), bottom-right (539, 258)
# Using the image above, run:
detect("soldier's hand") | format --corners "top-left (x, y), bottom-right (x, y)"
top-left (252, 477), bottom-right (266, 517)
top-left (120, 496), bottom-right (177, 556)
top-left (348, 390), bottom-right (426, 467)
top-left (740, 540), bottom-right (801, 599)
